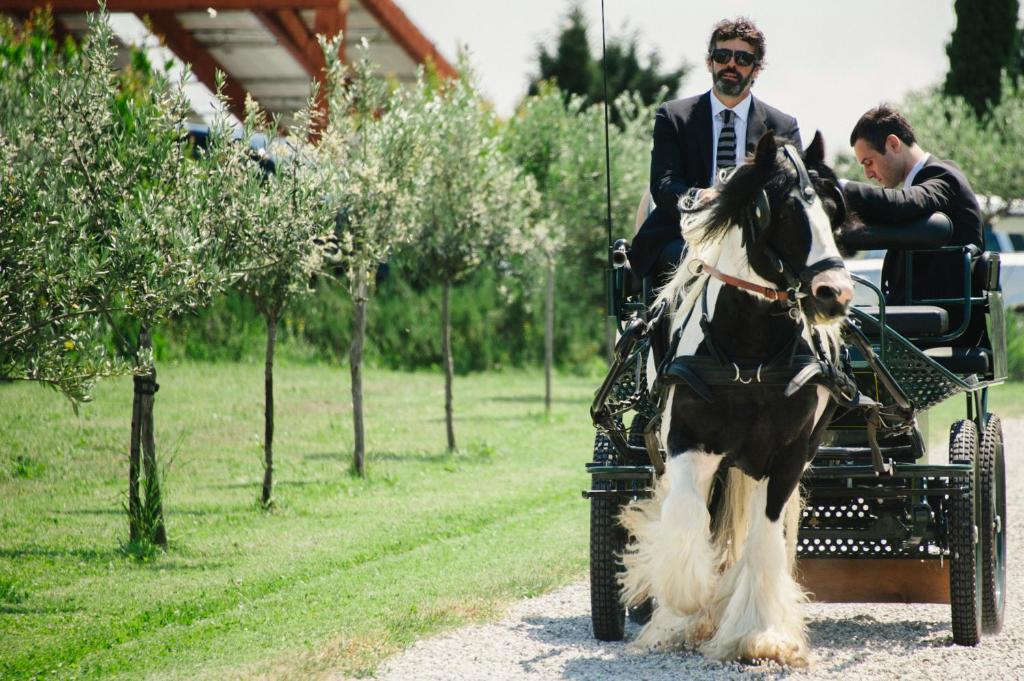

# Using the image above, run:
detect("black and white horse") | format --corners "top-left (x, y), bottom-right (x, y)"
top-left (619, 132), bottom-right (853, 666)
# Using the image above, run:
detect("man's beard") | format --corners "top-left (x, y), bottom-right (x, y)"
top-left (713, 68), bottom-right (753, 97)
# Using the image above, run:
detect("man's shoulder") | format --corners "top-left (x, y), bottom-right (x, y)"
top-left (918, 158), bottom-right (976, 192)
top-left (751, 97), bottom-right (798, 127)
top-left (920, 157), bottom-right (964, 180)
top-left (659, 92), bottom-right (709, 117)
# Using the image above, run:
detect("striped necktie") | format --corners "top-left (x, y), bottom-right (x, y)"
top-left (716, 109), bottom-right (736, 175)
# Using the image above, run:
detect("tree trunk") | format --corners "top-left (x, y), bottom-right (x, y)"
top-left (350, 275), bottom-right (368, 476)
top-left (138, 327), bottom-right (166, 547)
top-left (442, 278), bottom-right (456, 452)
top-left (261, 311), bottom-right (277, 505)
top-left (128, 371), bottom-right (143, 543)
top-left (544, 258), bottom-right (555, 413)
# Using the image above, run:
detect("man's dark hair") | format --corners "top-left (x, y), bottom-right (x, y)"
top-left (708, 17), bottom-right (766, 65)
top-left (849, 105), bottom-right (917, 153)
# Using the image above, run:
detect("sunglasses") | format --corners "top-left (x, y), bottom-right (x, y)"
top-left (710, 48), bottom-right (757, 67)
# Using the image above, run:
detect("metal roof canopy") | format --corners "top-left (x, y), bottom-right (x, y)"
top-left (1, 1), bottom-right (456, 124)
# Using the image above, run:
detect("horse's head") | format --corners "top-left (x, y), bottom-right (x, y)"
top-left (704, 132), bottom-right (853, 324)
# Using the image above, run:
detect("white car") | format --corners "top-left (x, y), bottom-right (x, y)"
top-left (845, 249), bottom-right (1024, 310)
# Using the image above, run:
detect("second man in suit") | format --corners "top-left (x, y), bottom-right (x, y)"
top-left (629, 17), bottom-right (802, 283)
top-left (843, 105), bottom-right (986, 345)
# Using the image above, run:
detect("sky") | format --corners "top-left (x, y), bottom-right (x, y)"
top-left (400, 0), bottom-right (1020, 161)
top-left (110, 1), bottom-right (1022, 162)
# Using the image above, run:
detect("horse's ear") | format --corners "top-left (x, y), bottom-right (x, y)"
top-left (753, 132), bottom-right (777, 172)
top-left (805, 131), bottom-right (826, 166)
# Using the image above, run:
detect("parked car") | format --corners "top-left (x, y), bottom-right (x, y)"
top-left (845, 225), bottom-right (1024, 310)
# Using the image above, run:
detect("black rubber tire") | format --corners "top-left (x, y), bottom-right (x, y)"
top-left (948, 419), bottom-right (982, 646)
top-left (978, 414), bottom-right (1007, 634)
top-left (590, 431), bottom-right (626, 641)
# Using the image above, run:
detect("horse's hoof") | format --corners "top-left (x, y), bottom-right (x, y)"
top-left (739, 633), bottom-right (809, 668)
top-left (682, 609), bottom-right (716, 646)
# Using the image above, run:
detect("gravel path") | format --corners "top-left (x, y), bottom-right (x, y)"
top-left (363, 418), bottom-right (1024, 680)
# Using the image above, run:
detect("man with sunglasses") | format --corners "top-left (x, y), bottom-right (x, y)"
top-left (630, 17), bottom-right (801, 284)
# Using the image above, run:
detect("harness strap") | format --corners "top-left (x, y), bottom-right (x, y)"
top-left (662, 354), bottom-right (824, 400)
top-left (699, 261), bottom-right (801, 302)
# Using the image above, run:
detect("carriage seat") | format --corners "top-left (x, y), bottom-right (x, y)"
top-left (923, 346), bottom-right (992, 374)
top-left (839, 212), bottom-right (953, 251)
top-left (854, 305), bottom-right (949, 336)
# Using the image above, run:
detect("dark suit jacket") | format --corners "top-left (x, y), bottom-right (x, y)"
top-left (843, 157), bottom-right (985, 343)
top-left (629, 91), bottom-right (802, 277)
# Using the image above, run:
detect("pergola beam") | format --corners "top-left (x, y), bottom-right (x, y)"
top-left (255, 9), bottom-right (321, 79)
top-left (359, 0), bottom-right (455, 78)
top-left (144, 11), bottom-right (250, 121)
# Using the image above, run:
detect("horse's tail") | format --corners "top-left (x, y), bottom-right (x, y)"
top-left (711, 467), bottom-right (804, 576)
top-left (711, 467), bottom-right (754, 572)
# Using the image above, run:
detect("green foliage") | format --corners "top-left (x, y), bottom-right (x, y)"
top-left (902, 77), bottom-right (1024, 215)
top-left (119, 469), bottom-right (167, 560)
top-left (529, 3), bottom-right (687, 109)
top-left (945, 0), bottom-right (1020, 115)
top-left (227, 98), bottom-right (334, 323)
top-left (0, 9), bottom-right (251, 403)
top-left (1007, 309), bottom-right (1024, 381)
top-left (318, 36), bottom-right (426, 301)
top-left (407, 58), bottom-right (539, 286)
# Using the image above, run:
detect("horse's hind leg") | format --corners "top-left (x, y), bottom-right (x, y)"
top-left (621, 448), bottom-right (723, 640)
top-left (702, 467), bottom-right (809, 667)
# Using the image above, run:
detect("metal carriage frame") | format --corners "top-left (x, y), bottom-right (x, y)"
top-left (585, 217), bottom-right (1009, 647)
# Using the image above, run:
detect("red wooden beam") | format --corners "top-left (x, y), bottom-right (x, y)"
top-left (254, 9), bottom-right (321, 79)
top-left (313, 0), bottom-right (344, 59)
top-left (0, 1), bottom-right (337, 10)
top-left (358, 0), bottom-right (455, 79)
top-left (143, 11), bottom-right (250, 121)
top-left (309, 1), bottom-right (344, 133)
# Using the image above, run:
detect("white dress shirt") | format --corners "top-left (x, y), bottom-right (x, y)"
top-left (904, 152), bottom-right (931, 186)
top-left (709, 91), bottom-right (752, 184)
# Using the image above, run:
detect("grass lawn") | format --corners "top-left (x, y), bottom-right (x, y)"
top-left (0, 364), bottom-right (598, 680)
top-left (2, 362), bottom-right (1021, 680)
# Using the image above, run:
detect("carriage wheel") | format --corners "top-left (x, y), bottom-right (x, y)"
top-left (590, 431), bottom-right (626, 641)
top-left (948, 419), bottom-right (982, 646)
top-left (978, 414), bottom-right (1007, 634)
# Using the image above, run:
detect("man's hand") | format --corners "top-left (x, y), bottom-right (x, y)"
top-left (696, 187), bottom-right (719, 207)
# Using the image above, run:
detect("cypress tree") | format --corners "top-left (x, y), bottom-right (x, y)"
top-left (529, 3), bottom-right (687, 108)
top-left (944, 0), bottom-right (1020, 115)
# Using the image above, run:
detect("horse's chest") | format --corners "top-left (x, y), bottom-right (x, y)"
top-left (666, 385), bottom-right (820, 473)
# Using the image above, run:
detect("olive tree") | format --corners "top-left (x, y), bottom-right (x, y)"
top-left (409, 64), bottom-right (539, 451)
top-left (226, 99), bottom-right (334, 505)
top-left (316, 37), bottom-right (426, 475)
top-left (0, 11), bottom-right (249, 547)
top-left (501, 86), bottom-right (658, 391)
top-left (503, 83), bottom-right (578, 411)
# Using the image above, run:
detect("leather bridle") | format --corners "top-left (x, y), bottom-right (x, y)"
top-left (698, 144), bottom-right (845, 312)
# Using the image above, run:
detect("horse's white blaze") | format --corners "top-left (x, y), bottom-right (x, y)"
top-left (805, 195), bottom-right (841, 265)
top-left (701, 478), bottom-right (809, 667)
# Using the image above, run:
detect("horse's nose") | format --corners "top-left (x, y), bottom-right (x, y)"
top-left (810, 270), bottom-right (854, 308)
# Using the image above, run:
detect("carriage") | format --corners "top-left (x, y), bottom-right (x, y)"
top-left (585, 193), bottom-right (1009, 649)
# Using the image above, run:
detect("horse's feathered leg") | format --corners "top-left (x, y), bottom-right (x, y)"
top-left (620, 421), bottom-right (724, 648)
top-left (701, 460), bottom-right (809, 667)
